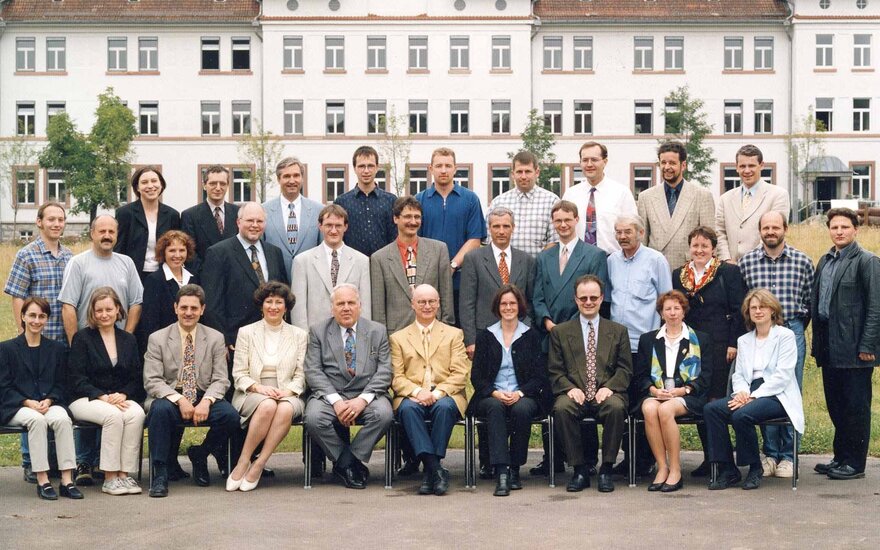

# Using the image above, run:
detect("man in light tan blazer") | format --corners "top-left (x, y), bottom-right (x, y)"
top-left (715, 144), bottom-right (790, 262)
top-left (638, 141), bottom-right (715, 269)
top-left (390, 284), bottom-right (470, 495)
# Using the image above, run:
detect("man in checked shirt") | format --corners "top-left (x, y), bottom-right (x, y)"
top-left (738, 210), bottom-right (813, 479)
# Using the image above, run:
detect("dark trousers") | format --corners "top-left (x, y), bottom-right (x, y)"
top-left (398, 397), bottom-right (461, 459)
top-left (822, 366), bottom-right (874, 472)
top-left (553, 393), bottom-right (627, 467)
top-left (704, 395), bottom-right (786, 468)
top-left (475, 396), bottom-right (540, 467)
top-left (147, 397), bottom-right (242, 465)
top-left (622, 351), bottom-right (654, 470)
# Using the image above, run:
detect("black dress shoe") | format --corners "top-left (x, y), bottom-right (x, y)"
top-left (597, 472), bottom-right (614, 493)
top-left (647, 482), bottom-right (665, 492)
top-left (690, 461), bottom-right (710, 478)
top-left (417, 472), bottom-right (434, 495)
top-left (37, 482), bottom-right (58, 500)
top-left (433, 467), bottom-right (450, 496)
top-left (827, 464), bottom-right (865, 480)
top-left (354, 461), bottom-right (370, 482)
top-left (660, 479), bottom-right (683, 493)
top-left (509, 467), bottom-right (522, 490)
top-left (479, 464), bottom-right (495, 480)
top-left (261, 467), bottom-right (275, 478)
top-left (333, 464), bottom-right (366, 489)
top-left (150, 463), bottom-right (169, 497)
top-left (494, 468), bottom-right (511, 497)
top-left (708, 467), bottom-right (742, 490)
top-left (212, 450), bottom-right (229, 478)
top-left (742, 469), bottom-right (763, 490)
top-left (187, 446), bottom-right (210, 487)
top-left (814, 460), bottom-right (840, 474)
top-left (398, 459), bottom-right (420, 477)
top-left (566, 472), bottom-right (590, 492)
top-left (587, 465), bottom-right (598, 476)
top-left (610, 460), bottom-right (628, 478)
top-left (167, 462), bottom-right (190, 482)
top-left (59, 483), bottom-right (84, 499)
top-left (530, 460), bottom-right (566, 477)
top-left (23, 465), bottom-right (37, 484)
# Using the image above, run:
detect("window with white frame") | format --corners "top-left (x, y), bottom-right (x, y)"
top-left (139, 37), bottom-right (158, 70)
top-left (819, 0), bottom-right (830, 8)
top-left (284, 100), bottom-right (303, 135)
top-left (664, 101), bottom-right (681, 134)
top-left (852, 164), bottom-right (871, 199)
top-left (374, 169), bottom-right (387, 191)
top-left (232, 167), bottom-right (253, 203)
top-left (325, 167), bottom-right (347, 202)
top-left (231, 101), bottom-right (251, 135)
top-left (724, 37), bottom-right (743, 70)
top-left (367, 36), bottom-right (387, 70)
top-left (232, 37), bottom-right (250, 70)
top-left (46, 170), bottom-right (67, 203)
top-left (409, 36), bottom-right (428, 70)
top-left (454, 168), bottom-right (471, 189)
top-left (492, 100), bottom-right (511, 134)
top-left (634, 37), bottom-right (654, 70)
top-left (450, 100), bottom-right (469, 134)
top-left (544, 100), bottom-right (562, 135)
top-left (854, 34), bottom-right (871, 67)
top-left (139, 102), bottom-right (158, 135)
top-left (543, 36), bottom-right (562, 70)
top-left (491, 36), bottom-right (511, 70)
top-left (723, 166), bottom-right (775, 192)
top-left (325, 36), bottom-right (345, 69)
top-left (16, 168), bottom-right (36, 205)
top-left (201, 101), bottom-right (220, 136)
top-left (46, 38), bottom-right (66, 71)
top-left (450, 36), bottom-right (469, 69)
top-left (46, 102), bottom-right (65, 130)
top-left (853, 98), bottom-right (870, 132)
top-left (284, 36), bottom-right (303, 70)
top-left (367, 100), bottom-right (387, 134)
top-left (326, 100), bottom-right (345, 134)
top-left (632, 166), bottom-right (654, 198)
top-left (108, 37), bottom-right (127, 71)
top-left (816, 97), bottom-right (833, 131)
top-left (755, 37), bottom-right (774, 70)
top-left (754, 100), bottom-right (773, 134)
top-left (491, 167), bottom-right (512, 200)
top-left (409, 101), bottom-right (428, 134)
top-left (17, 102), bottom-right (35, 136)
top-left (664, 36), bottom-right (683, 70)
top-left (408, 167), bottom-right (428, 195)
top-left (201, 37), bottom-right (220, 70)
top-left (724, 101), bottom-right (743, 134)
top-left (634, 101), bottom-right (653, 134)
top-left (16, 38), bottom-right (35, 71)
top-left (816, 34), bottom-right (834, 67)
top-left (857, 0), bottom-right (867, 9)
top-left (574, 100), bottom-right (593, 135)
top-left (573, 36), bottom-right (593, 70)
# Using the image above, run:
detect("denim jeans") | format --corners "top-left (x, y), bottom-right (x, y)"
top-left (762, 318), bottom-right (805, 462)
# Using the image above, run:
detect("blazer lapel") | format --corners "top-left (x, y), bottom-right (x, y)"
top-left (203, 202), bottom-right (222, 240)
top-left (556, 242), bottom-right (586, 294)
top-left (744, 185), bottom-right (767, 221)
top-left (250, 322), bottom-right (267, 377)
top-left (314, 248), bottom-right (334, 295)
top-left (565, 326), bottom-right (587, 389)
top-left (667, 183), bottom-right (695, 240)
top-left (595, 319), bottom-right (613, 376)
top-left (132, 201), bottom-right (148, 230)
top-left (652, 336), bottom-right (666, 373)
top-left (354, 325), bottom-right (370, 376)
top-left (165, 328), bottom-right (182, 381)
top-left (510, 249), bottom-right (528, 287)
top-left (388, 249), bottom-right (413, 296)
top-left (13, 336), bottom-right (40, 379)
top-left (336, 247), bottom-right (355, 289)
top-left (831, 246), bottom-right (858, 291)
top-left (223, 203), bottom-right (237, 238)
top-left (328, 322), bottom-right (350, 379)
top-left (194, 328), bottom-right (210, 377)
top-left (233, 242), bottom-right (261, 286)
top-left (481, 250), bottom-right (503, 287)
top-left (407, 325), bottom-right (428, 362)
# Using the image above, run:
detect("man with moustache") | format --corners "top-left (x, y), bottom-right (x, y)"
top-left (334, 146), bottom-right (398, 257)
top-left (180, 165), bottom-right (239, 274)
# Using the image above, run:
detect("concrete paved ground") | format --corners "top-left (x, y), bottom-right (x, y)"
top-left (0, 451), bottom-right (878, 549)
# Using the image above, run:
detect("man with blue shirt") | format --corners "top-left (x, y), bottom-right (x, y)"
top-left (334, 146), bottom-right (398, 257)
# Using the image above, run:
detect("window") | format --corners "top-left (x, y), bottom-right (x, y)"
top-left (454, 167), bottom-right (471, 189)
top-left (755, 37), bottom-right (774, 70)
top-left (724, 101), bottom-right (743, 134)
top-left (491, 36), bottom-right (511, 70)
top-left (139, 37), bottom-right (158, 71)
top-left (573, 36), bottom-right (593, 70)
top-left (325, 36), bottom-right (345, 70)
top-left (232, 37), bottom-right (250, 70)
top-left (492, 100), bottom-right (511, 134)
top-left (574, 101), bottom-right (593, 135)
top-left (634, 37), bottom-right (654, 70)
top-left (231, 101), bottom-right (251, 135)
top-left (852, 164), bottom-right (872, 199)
top-left (15, 169), bottom-right (37, 206)
top-left (326, 100), bottom-right (345, 134)
top-left (543, 36), bottom-right (562, 70)
top-left (724, 37), bottom-right (743, 70)
top-left (858, 0), bottom-right (867, 9)
top-left (408, 167), bottom-right (428, 195)
top-left (634, 101), bottom-right (653, 134)
top-left (664, 101), bottom-right (681, 134)
top-left (816, 98), bottom-right (833, 131)
top-left (664, 36), bottom-right (683, 70)
top-left (46, 170), bottom-right (67, 203)
top-left (46, 102), bottom-right (65, 130)
top-left (16, 38), bottom-right (35, 71)
top-left (201, 37), bottom-right (220, 70)
top-left (139, 102), bottom-right (158, 135)
top-left (409, 36), bottom-right (428, 70)
top-left (283, 36), bottom-right (303, 70)
top-left (754, 100), bottom-right (773, 134)
top-left (854, 34), bottom-right (871, 67)
top-left (450, 100), bottom-right (469, 134)
top-left (816, 34), bottom-right (834, 67)
top-left (450, 36), bottom-right (469, 69)
top-left (284, 100), bottom-right (303, 135)
top-left (17, 102), bottom-right (35, 136)
top-left (543, 100), bottom-right (562, 135)
top-left (367, 100), bottom-right (387, 134)
top-left (490, 167), bottom-right (512, 200)
top-left (46, 38), bottom-right (66, 71)
top-left (820, 0), bottom-right (830, 7)
top-left (374, 169), bottom-right (387, 191)
top-left (409, 100), bottom-right (428, 134)
top-left (108, 37), bottom-right (127, 71)
top-left (723, 165), bottom-right (775, 191)
top-left (632, 166), bottom-right (654, 198)
top-left (201, 101), bottom-right (220, 135)
top-left (854, 98), bottom-right (870, 131)
top-left (232, 167), bottom-right (253, 203)
top-left (324, 167), bottom-right (347, 203)
top-left (367, 36), bottom-right (386, 70)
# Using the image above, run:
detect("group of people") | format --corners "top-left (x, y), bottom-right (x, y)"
top-left (1, 141), bottom-right (877, 502)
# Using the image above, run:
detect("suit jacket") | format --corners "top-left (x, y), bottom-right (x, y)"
top-left (459, 245), bottom-right (535, 346)
top-left (201, 236), bottom-right (289, 346)
top-left (303, 317), bottom-right (392, 401)
top-left (732, 325), bottom-right (804, 433)
top-left (467, 327), bottom-right (549, 414)
top-left (291, 244), bottom-right (372, 330)
top-left (634, 328), bottom-right (713, 413)
top-left (142, 322), bottom-right (229, 411)
top-left (811, 242), bottom-right (880, 368)
top-left (370, 237), bottom-right (454, 335)
top-left (390, 321), bottom-right (471, 415)
top-left (67, 327), bottom-right (144, 403)
top-left (114, 200), bottom-right (181, 276)
top-left (180, 201), bottom-right (239, 274)
top-left (638, 181), bottom-right (716, 268)
top-left (715, 181), bottom-right (790, 261)
top-left (0, 335), bottom-right (69, 425)
top-left (672, 262), bottom-right (747, 354)
top-left (137, 269), bottom-right (200, 354)
top-left (231, 320), bottom-right (308, 411)
top-left (547, 317), bottom-right (632, 401)
top-left (262, 196), bottom-right (323, 281)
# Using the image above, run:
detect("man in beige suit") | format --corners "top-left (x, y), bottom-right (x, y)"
top-left (715, 144), bottom-right (790, 262)
top-left (391, 284), bottom-right (470, 495)
top-left (638, 141), bottom-right (715, 269)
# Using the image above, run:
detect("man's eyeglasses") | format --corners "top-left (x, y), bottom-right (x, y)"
top-left (575, 295), bottom-right (602, 304)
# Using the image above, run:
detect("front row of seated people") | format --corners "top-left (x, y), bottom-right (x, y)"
top-left (0, 278), bottom-right (803, 499)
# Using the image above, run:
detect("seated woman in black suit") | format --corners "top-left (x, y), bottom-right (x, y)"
top-left (68, 287), bottom-right (146, 496)
top-left (635, 290), bottom-right (713, 493)
top-left (0, 297), bottom-right (82, 500)
top-left (469, 284), bottom-right (548, 497)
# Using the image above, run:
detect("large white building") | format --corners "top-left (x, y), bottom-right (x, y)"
top-left (1, 0), bottom-right (878, 238)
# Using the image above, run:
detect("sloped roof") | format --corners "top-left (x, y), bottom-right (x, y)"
top-left (534, 0), bottom-right (788, 22)
top-left (0, 0), bottom-right (260, 23)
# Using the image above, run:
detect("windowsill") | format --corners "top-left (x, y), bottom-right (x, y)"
top-left (137, 135), bottom-right (161, 139)
top-left (13, 204), bottom-right (38, 210)
top-left (15, 71), bottom-right (68, 76)
top-left (632, 69), bottom-right (685, 74)
top-left (281, 69), bottom-right (305, 74)
top-left (490, 69), bottom-right (513, 74)
top-left (106, 70), bottom-right (160, 76)
top-left (852, 68), bottom-right (875, 72)
top-left (407, 69), bottom-right (430, 74)
top-left (198, 70), bottom-right (254, 75)
top-left (813, 67), bottom-right (837, 73)
top-left (448, 69), bottom-right (471, 74)
top-left (722, 69), bottom-right (776, 74)
top-left (541, 69), bottom-right (594, 75)
top-left (365, 69), bottom-right (388, 74)
top-left (323, 69), bottom-right (347, 74)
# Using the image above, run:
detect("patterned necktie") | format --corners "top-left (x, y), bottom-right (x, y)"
top-left (287, 202), bottom-right (299, 246)
top-left (344, 327), bottom-right (356, 377)
top-left (585, 187), bottom-right (597, 245)
top-left (559, 245), bottom-right (569, 275)
top-left (421, 327), bottom-right (433, 390)
top-left (182, 333), bottom-right (197, 405)
top-left (214, 206), bottom-right (224, 235)
top-left (249, 245), bottom-right (265, 282)
top-left (667, 186), bottom-right (678, 216)
top-left (498, 251), bottom-right (510, 284)
top-left (584, 321), bottom-right (598, 402)
top-left (405, 246), bottom-right (417, 288)
top-left (331, 249), bottom-right (340, 287)
top-left (742, 189), bottom-right (752, 212)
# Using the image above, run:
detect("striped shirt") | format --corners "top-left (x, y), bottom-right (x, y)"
top-left (488, 185), bottom-right (560, 256)
top-left (738, 243), bottom-right (814, 322)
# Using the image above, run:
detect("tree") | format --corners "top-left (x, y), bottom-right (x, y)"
top-left (0, 136), bottom-right (42, 239)
top-left (786, 109), bottom-right (827, 218)
top-left (237, 119), bottom-right (284, 201)
top-left (378, 106), bottom-right (412, 196)
top-left (660, 86), bottom-right (716, 186)
top-left (509, 108), bottom-right (560, 195)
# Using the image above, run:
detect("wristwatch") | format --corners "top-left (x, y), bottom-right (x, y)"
top-left (450, 260), bottom-right (459, 271)
top-left (684, 386), bottom-right (692, 395)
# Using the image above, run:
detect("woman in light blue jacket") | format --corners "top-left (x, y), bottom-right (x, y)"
top-left (703, 289), bottom-right (804, 490)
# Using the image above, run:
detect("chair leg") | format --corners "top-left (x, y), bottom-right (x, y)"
top-left (384, 426), bottom-right (393, 489)
top-left (302, 426), bottom-right (312, 490)
top-left (628, 417), bottom-right (637, 488)
top-left (463, 418), bottom-right (473, 488)
top-left (792, 429), bottom-right (799, 491)
top-left (548, 415), bottom-right (556, 488)
top-left (137, 430), bottom-right (145, 483)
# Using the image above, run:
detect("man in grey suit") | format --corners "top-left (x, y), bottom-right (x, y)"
top-left (292, 204), bottom-right (371, 330)
top-left (638, 141), bottom-right (715, 269)
top-left (304, 284), bottom-right (393, 489)
top-left (262, 156), bottom-right (323, 280)
top-left (143, 284), bottom-right (241, 497)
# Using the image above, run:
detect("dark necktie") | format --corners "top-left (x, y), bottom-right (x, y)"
top-left (667, 186), bottom-right (678, 216)
top-left (584, 321), bottom-right (597, 402)
top-left (344, 327), bottom-right (356, 377)
top-left (249, 245), bottom-right (265, 282)
top-left (331, 249), bottom-right (340, 287)
top-left (214, 206), bottom-right (224, 234)
top-left (585, 187), bottom-right (597, 245)
top-left (498, 251), bottom-right (510, 284)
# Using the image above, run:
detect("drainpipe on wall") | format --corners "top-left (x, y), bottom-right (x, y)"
top-left (782, 0), bottom-right (798, 219)
top-left (254, 1), bottom-right (265, 200)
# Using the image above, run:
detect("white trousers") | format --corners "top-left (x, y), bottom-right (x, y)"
top-left (69, 398), bottom-right (146, 473)
top-left (9, 406), bottom-right (76, 472)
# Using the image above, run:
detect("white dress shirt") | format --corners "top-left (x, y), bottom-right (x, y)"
top-left (491, 242), bottom-right (513, 274)
top-left (562, 176), bottom-right (639, 254)
top-left (236, 234), bottom-right (268, 278)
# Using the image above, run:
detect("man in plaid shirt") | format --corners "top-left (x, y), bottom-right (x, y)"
top-left (3, 201), bottom-right (73, 483)
top-left (738, 210), bottom-right (813, 479)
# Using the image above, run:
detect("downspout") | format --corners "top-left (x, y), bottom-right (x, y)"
top-left (253, 1), bottom-right (265, 200)
top-left (530, 2), bottom-right (540, 114)
top-left (782, 0), bottom-right (798, 219)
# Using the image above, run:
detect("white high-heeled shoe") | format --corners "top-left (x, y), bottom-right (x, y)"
top-left (239, 475), bottom-right (260, 492)
top-left (226, 474), bottom-right (244, 492)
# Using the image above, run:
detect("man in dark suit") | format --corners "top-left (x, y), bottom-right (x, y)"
top-left (811, 208), bottom-right (880, 481)
top-left (180, 165), bottom-right (240, 274)
top-left (303, 284), bottom-right (393, 489)
top-left (548, 275), bottom-right (632, 493)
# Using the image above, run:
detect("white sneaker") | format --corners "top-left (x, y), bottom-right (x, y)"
top-left (102, 478), bottom-right (128, 496)
top-left (761, 456), bottom-right (777, 477)
top-left (775, 459), bottom-right (794, 478)
top-left (122, 476), bottom-right (143, 494)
